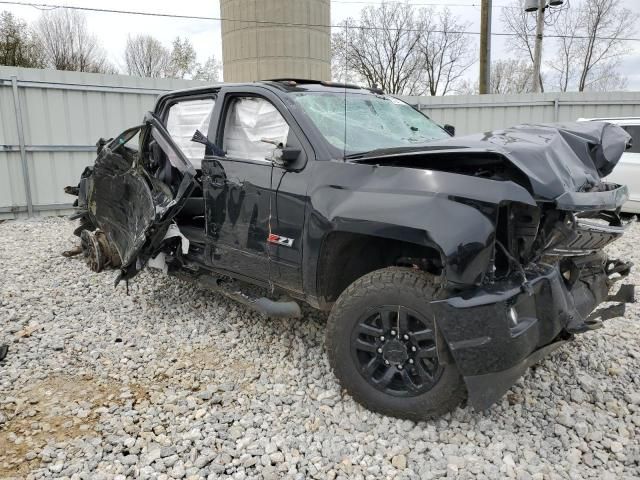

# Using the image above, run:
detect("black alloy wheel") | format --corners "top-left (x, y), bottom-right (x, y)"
top-left (351, 306), bottom-right (443, 396)
top-left (326, 267), bottom-right (466, 420)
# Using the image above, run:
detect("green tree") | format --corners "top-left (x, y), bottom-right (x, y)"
top-left (193, 56), bottom-right (221, 82)
top-left (0, 11), bottom-right (45, 68)
top-left (167, 37), bottom-right (197, 79)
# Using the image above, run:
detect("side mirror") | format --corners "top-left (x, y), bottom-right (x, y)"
top-left (443, 124), bottom-right (455, 136)
top-left (272, 146), bottom-right (301, 168)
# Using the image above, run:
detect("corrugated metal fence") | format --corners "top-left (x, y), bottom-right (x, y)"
top-left (399, 91), bottom-right (640, 136)
top-left (0, 67), bottom-right (204, 219)
top-left (2, 66), bottom-right (640, 218)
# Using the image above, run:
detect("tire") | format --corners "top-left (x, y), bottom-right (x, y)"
top-left (326, 267), bottom-right (466, 421)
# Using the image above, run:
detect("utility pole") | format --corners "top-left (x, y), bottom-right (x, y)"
top-left (479, 0), bottom-right (492, 94)
top-left (531, 0), bottom-right (545, 93)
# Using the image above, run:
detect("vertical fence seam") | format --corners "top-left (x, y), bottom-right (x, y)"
top-left (11, 76), bottom-right (33, 217)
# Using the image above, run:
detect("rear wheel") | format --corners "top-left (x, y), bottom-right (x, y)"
top-left (326, 267), bottom-right (466, 420)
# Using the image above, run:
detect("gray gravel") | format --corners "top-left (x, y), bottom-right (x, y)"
top-left (1, 216), bottom-right (639, 480)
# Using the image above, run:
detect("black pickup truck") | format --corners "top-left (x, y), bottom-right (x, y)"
top-left (66, 79), bottom-right (634, 420)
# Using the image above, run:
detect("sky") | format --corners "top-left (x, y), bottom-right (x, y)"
top-left (2, 0), bottom-right (640, 90)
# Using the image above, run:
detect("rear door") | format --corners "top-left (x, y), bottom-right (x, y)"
top-left (83, 114), bottom-right (197, 283)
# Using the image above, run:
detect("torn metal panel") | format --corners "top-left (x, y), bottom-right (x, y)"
top-left (71, 114), bottom-right (197, 283)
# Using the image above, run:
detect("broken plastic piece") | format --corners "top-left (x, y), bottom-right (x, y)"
top-left (608, 284), bottom-right (635, 303)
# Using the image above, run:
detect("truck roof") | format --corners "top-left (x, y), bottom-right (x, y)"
top-left (155, 79), bottom-right (382, 102)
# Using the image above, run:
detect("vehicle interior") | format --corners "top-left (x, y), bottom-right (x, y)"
top-left (150, 93), bottom-right (294, 251)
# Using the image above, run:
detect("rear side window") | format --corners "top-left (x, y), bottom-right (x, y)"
top-left (622, 125), bottom-right (640, 153)
top-left (222, 97), bottom-right (290, 162)
top-left (166, 98), bottom-right (215, 168)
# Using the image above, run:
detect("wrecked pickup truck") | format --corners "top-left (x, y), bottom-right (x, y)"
top-left (65, 79), bottom-right (634, 420)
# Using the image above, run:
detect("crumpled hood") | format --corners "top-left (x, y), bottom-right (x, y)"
top-left (428, 122), bottom-right (630, 200)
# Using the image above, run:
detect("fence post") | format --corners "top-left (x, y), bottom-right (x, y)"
top-left (10, 75), bottom-right (33, 217)
top-left (554, 97), bottom-right (560, 123)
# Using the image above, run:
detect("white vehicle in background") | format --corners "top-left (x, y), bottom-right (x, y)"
top-left (578, 117), bottom-right (640, 214)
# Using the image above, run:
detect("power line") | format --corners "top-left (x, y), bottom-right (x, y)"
top-left (331, 0), bottom-right (509, 7)
top-left (1, 0), bottom-right (639, 42)
top-left (332, 0), bottom-right (483, 6)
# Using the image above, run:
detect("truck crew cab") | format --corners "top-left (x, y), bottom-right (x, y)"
top-left (66, 79), bottom-right (633, 420)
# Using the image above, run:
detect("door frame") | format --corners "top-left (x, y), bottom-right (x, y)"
top-left (201, 85), bottom-right (316, 289)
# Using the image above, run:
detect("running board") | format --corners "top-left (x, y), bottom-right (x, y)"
top-left (195, 274), bottom-right (302, 319)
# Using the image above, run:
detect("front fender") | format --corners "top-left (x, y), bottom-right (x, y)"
top-left (305, 162), bottom-right (536, 291)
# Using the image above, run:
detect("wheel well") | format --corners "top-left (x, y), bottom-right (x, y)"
top-left (317, 231), bottom-right (443, 308)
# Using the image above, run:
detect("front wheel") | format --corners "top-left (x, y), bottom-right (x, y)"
top-left (326, 267), bottom-right (466, 420)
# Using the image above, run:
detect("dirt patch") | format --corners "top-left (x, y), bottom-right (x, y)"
top-left (0, 374), bottom-right (146, 478)
top-left (0, 347), bottom-right (254, 477)
top-left (152, 346), bottom-right (255, 388)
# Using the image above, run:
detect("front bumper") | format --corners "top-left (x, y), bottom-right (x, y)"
top-left (432, 260), bottom-right (632, 410)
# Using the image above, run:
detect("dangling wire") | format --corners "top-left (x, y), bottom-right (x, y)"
top-left (266, 156), bottom-right (275, 294)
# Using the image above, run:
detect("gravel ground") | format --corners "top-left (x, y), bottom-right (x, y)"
top-left (1, 217), bottom-right (639, 480)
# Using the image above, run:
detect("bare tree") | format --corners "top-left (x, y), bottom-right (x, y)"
top-left (193, 55), bottom-right (221, 82)
top-left (547, 6), bottom-right (582, 91)
top-left (581, 58), bottom-right (628, 91)
top-left (167, 37), bottom-right (198, 79)
top-left (124, 34), bottom-right (170, 78)
top-left (417, 8), bottom-right (475, 95)
top-left (36, 9), bottom-right (114, 73)
top-left (331, 26), bottom-right (361, 84)
top-left (455, 78), bottom-right (478, 95)
top-left (490, 59), bottom-right (535, 93)
top-left (503, 0), bottom-right (636, 92)
top-left (0, 11), bottom-right (45, 68)
top-left (332, 4), bottom-right (474, 95)
top-left (332, 3), bottom-right (424, 95)
top-left (574, 0), bottom-right (636, 91)
top-left (500, 2), bottom-right (538, 73)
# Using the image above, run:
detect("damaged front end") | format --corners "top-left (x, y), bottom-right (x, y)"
top-left (417, 122), bottom-right (635, 410)
top-left (433, 208), bottom-right (632, 410)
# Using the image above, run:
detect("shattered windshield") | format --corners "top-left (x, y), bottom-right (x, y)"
top-left (292, 91), bottom-right (450, 155)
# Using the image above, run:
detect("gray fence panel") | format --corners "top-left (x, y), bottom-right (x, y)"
top-left (0, 66), bottom-right (206, 219)
top-left (2, 67), bottom-right (640, 219)
top-left (400, 92), bottom-right (640, 136)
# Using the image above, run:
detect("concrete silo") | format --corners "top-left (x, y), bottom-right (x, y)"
top-left (220, 0), bottom-right (331, 82)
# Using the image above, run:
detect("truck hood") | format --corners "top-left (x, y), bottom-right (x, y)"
top-left (352, 122), bottom-right (631, 201)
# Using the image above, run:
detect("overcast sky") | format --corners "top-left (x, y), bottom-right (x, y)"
top-left (3, 0), bottom-right (640, 90)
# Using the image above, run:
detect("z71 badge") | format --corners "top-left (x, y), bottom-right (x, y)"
top-left (267, 233), bottom-right (294, 247)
